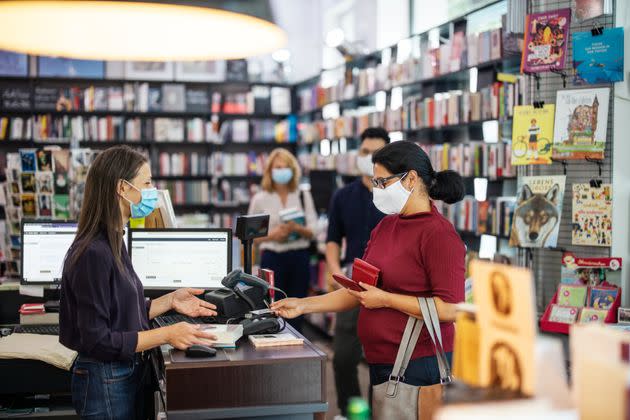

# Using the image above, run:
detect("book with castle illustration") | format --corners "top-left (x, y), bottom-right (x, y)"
top-left (511, 104), bottom-right (555, 165)
top-left (572, 183), bottom-right (612, 247)
top-left (509, 175), bottom-right (566, 248)
top-left (552, 87), bottom-right (610, 160)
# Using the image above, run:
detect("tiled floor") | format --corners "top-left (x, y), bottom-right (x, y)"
top-left (303, 325), bottom-right (371, 420)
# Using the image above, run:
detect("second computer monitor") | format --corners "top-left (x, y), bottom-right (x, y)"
top-left (129, 228), bottom-right (232, 289)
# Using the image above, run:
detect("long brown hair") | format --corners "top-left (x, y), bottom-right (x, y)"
top-left (65, 146), bottom-right (147, 272)
top-left (261, 148), bottom-right (301, 192)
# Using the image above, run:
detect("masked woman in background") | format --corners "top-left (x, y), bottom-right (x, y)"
top-left (248, 148), bottom-right (318, 332)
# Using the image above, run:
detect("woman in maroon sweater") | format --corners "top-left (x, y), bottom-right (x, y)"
top-left (272, 141), bottom-right (466, 388)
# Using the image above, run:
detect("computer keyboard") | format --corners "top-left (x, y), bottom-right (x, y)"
top-left (13, 324), bottom-right (60, 335)
top-left (154, 314), bottom-right (216, 328)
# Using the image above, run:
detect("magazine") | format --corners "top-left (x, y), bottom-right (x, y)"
top-left (509, 175), bottom-right (566, 248)
top-left (573, 28), bottom-right (624, 85)
top-left (521, 9), bottom-right (571, 73)
top-left (572, 183), bottom-right (612, 247)
top-left (552, 87), bottom-right (610, 160)
top-left (511, 104), bottom-right (555, 165)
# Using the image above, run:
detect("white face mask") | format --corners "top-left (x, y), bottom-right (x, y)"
top-left (356, 154), bottom-right (374, 177)
top-left (372, 175), bottom-right (413, 215)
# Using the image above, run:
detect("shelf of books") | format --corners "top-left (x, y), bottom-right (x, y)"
top-left (292, 4), bottom-right (527, 335)
top-left (0, 77), bottom-right (298, 236)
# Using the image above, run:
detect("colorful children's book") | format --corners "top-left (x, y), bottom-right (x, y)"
top-left (573, 28), bottom-right (624, 85)
top-left (549, 305), bottom-right (580, 324)
top-left (560, 252), bottom-right (622, 286)
top-left (557, 284), bottom-right (588, 307)
top-left (509, 175), bottom-right (566, 248)
top-left (511, 104), bottom-right (555, 165)
top-left (521, 9), bottom-right (571, 73)
top-left (572, 183), bottom-right (612, 247)
top-left (552, 87), bottom-right (610, 160)
top-left (578, 307), bottom-right (608, 323)
top-left (588, 287), bottom-right (618, 310)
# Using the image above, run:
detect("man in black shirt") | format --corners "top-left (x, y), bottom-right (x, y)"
top-left (326, 127), bottom-right (388, 416)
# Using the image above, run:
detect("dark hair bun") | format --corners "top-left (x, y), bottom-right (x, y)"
top-left (429, 170), bottom-right (465, 204)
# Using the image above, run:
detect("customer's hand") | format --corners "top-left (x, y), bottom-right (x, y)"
top-left (270, 298), bottom-right (305, 319)
top-left (171, 288), bottom-right (217, 317)
top-left (165, 322), bottom-right (217, 350)
top-left (346, 283), bottom-right (391, 309)
top-left (268, 224), bottom-right (290, 242)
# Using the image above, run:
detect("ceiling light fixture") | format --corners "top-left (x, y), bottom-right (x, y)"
top-left (0, 0), bottom-right (287, 61)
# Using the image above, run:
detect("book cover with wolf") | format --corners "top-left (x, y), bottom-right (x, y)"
top-left (511, 104), bottom-right (555, 165)
top-left (509, 175), bottom-right (566, 248)
top-left (572, 183), bottom-right (612, 247)
top-left (552, 87), bottom-right (610, 160)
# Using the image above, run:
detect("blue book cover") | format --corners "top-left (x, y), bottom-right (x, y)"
top-left (573, 27), bottom-right (624, 84)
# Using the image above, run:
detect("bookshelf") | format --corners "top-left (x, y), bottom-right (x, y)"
top-left (291, 3), bottom-right (522, 336)
top-left (298, 57), bottom-right (519, 116)
top-left (0, 76), bottom-right (297, 231)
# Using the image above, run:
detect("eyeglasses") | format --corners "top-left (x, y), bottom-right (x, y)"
top-left (371, 172), bottom-right (407, 189)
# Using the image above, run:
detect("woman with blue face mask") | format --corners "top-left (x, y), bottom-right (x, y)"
top-left (272, 141), bottom-right (467, 401)
top-left (59, 146), bottom-right (218, 419)
top-left (248, 148), bottom-right (318, 332)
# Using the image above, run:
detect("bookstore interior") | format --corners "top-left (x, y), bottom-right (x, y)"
top-left (0, 0), bottom-right (629, 419)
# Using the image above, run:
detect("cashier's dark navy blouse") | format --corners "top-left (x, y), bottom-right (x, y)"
top-left (59, 232), bottom-right (150, 361)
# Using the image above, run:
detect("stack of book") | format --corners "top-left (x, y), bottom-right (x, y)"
top-left (420, 141), bottom-right (514, 180)
top-left (154, 180), bottom-right (210, 205)
top-left (297, 23), bottom-right (514, 113)
top-left (298, 78), bottom-right (523, 142)
top-left (0, 117), bottom-right (32, 140)
top-left (436, 196), bottom-right (516, 238)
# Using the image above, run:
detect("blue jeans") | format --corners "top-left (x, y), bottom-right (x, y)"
top-left (369, 353), bottom-right (453, 387)
top-left (71, 354), bottom-right (145, 419)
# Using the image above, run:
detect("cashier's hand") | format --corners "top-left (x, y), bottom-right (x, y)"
top-left (171, 288), bottom-right (217, 317)
top-left (270, 298), bottom-right (304, 319)
top-left (166, 322), bottom-right (217, 350)
top-left (346, 283), bottom-right (391, 309)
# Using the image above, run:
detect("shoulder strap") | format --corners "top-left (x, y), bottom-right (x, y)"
top-left (298, 188), bottom-right (305, 210)
top-left (386, 316), bottom-right (424, 397)
top-left (418, 297), bottom-right (452, 384)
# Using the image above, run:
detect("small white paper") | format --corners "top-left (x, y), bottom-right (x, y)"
top-left (19, 284), bottom-right (44, 298)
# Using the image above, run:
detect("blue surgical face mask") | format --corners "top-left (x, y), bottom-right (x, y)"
top-left (123, 180), bottom-right (158, 218)
top-left (271, 168), bottom-right (293, 185)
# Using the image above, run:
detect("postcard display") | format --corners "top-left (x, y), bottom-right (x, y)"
top-left (515, 0), bottom-right (621, 313)
top-left (2, 147), bottom-right (96, 277)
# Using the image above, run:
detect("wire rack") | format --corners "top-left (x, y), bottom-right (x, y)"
top-left (523, 0), bottom-right (616, 311)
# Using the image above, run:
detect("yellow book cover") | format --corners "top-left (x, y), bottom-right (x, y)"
top-left (511, 104), bottom-right (555, 165)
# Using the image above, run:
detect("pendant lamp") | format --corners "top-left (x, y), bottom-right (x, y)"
top-left (0, 0), bottom-right (287, 61)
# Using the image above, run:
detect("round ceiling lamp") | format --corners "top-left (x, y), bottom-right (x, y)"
top-left (0, 0), bottom-right (288, 61)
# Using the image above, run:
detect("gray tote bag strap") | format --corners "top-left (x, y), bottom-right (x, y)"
top-left (385, 316), bottom-right (424, 397)
top-left (418, 297), bottom-right (452, 384)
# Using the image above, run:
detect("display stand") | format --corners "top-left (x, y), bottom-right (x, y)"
top-left (540, 286), bottom-right (622, 334)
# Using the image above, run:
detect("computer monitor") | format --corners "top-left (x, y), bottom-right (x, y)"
top-left (21, 220), bottom-right (129, 285)
top-left (21, 221), bottom-right (76, 285)
top-left (129, 228), bottom-right (232, 289)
